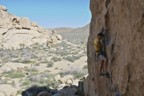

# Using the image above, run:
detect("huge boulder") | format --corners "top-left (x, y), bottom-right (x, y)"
top-left (0, 5), bottom-right (62, 49)
top-left (19, 17), bottom-right (31, 30)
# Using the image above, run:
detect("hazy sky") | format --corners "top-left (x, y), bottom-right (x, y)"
top-left (0, 0), bottom-right (91, 28)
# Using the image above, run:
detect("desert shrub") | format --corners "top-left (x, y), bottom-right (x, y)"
top-left (40, 58), bottom-right (49, 63)
top-left (21, 59), bottom-right (35, 64)
top-left (47, 80), bottom-right (61, 89)
top-left (63, 55), bottom-right (81, 62)
top-left (22, 80), bottom-right (31, 86)
top-left (56, 41), bottom-right (69, 48)
top-left (30, 69), bottom-right (39, 75)
top-left (69, 51), bottom-right (79, 55)
top-left (47, 61), bottom-right (54, 67)
top-left (16, 90), bottom-right (22, 95)
top-left (61, 70), bottom-right (87, 79)
top-left (28, 73), bottom-right (59, 88)
top-left (5, 71), bottom-right (25, 78)
top-left (54, 49), bottom-right (69, 56)
top-left (72, 71), bottom-right (86, 79)
top-left (51, 57), bottom-right (62, 62)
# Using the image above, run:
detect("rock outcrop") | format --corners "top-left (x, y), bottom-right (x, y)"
top-left (84, 0), bottom-right (144, 96)
top-left (0, 84), bottom-right (18, 96)
top-left (22, 85), bottom-right (79, 96)
top-left (0, 5), bottom-right (62, 49)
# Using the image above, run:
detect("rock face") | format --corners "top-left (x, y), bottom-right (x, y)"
top-left (0, 5), bottom-right (62, 49)
top-left (84, 0), bottom-right (144, 96)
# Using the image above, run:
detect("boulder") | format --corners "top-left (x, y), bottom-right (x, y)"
top-left (0, 84), bottom-right (18, 96)
top-left (56, 34), bottom-right (62, 40)
top-left (54, 74), bottom-right (61, 82)
top-left (46, 33), bottom-right (62, 45)
top-left (0, 5), bottom-right (7, 11)
top-left (31, 22), bottom-right (38, 27)
top-left (19, 17), bottom-right (31, 30)
top-left (15, 25), bottom-right (22, 29)
top-left (58, 75), bottom-right (74, 84)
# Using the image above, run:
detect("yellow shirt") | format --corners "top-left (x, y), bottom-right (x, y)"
top-left (94, 37), bottom-right (103, 52)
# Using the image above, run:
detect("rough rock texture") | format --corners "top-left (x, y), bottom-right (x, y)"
top-left (0, 84), bottom-right (18, 96)
top-left (84, 0), bottom-right (144, 96)
top-left (0, 5), bottom-right (62, 49)
top-left (19, 17), bottom-right (31, 30)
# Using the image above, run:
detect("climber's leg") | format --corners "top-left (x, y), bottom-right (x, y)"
top-left (99, 54), bottom-right (110, 78)
top-left (99, 54), bottom-right (106, 76)
top-left (100, 60), bottom-right (104, 74)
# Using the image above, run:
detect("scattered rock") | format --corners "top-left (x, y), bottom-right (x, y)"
top-left (47, 31), bottom-right (62, 45)
top-left (0, 84), bottom-right (18, 96)
top-left (54, 74), bottom-right (61, 82)
top-left (56, 75), bottom-right (74, 84)
top-left (56, 34), bottom-right (62, 41)
top-left (19, 17), bottom-right (31, 30)
top-left (31, 22), bottom-right (38, 27)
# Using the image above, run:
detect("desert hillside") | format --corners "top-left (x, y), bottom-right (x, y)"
top-left (84, 0), bottom-right (144, 96)
top-left (0, 5), bottom-right (88, 96)
top-left (0, 5), bottom-right (63, 49)
top-left (58, 24), bottom-right (89, 44)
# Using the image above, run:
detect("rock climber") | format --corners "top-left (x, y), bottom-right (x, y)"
top-left (94, 32), bottom-right (110, 78)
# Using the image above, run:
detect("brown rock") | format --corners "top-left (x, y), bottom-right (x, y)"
top-left (84, 0), bottom-right (144, 96)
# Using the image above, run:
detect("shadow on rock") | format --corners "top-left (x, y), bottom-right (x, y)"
top-left (21, 85), bottom-right (82, 96)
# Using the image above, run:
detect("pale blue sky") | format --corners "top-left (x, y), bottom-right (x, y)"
top-left (0, 0), bottom-right (91, 28)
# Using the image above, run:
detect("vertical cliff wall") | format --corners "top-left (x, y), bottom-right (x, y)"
top-left (84, 0), bottom-right (144, 96)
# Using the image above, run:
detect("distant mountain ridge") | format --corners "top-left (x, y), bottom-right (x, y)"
top-left (56, 24), bottom-right (90, 44)
top-left (50, 27), bottom-right (74, 33)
